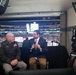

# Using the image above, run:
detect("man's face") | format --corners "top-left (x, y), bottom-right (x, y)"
top-left (6, 34), bottom-right (15, 42)
top-left (33, 32), bottom-right (39, 39)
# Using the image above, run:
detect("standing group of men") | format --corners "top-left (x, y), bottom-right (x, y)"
top-left (0, 30), bottom-right (47, 75)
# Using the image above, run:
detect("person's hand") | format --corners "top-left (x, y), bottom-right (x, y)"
top-left (37, 44), bottom-right (42, 52)
top-left (10, 59), bottom-right (18, 66)
top-left (31, 44), bottom-right (35, 49)
top-left (37, 44), bottom-right (41, 49)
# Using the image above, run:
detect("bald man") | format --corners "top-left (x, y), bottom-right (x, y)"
top-left (0, 33), bottom-right (27, 75)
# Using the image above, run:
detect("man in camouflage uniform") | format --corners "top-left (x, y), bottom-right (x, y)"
top-left (0, 33), bottom-right (27, 75)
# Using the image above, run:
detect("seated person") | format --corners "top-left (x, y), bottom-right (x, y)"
top-left (28, 30), bottom-right (47, 70)
top-left (0, 33), bottom-right (27, 75)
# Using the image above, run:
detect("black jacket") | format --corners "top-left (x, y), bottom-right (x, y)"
top-left (0, 40), bottom-right (21, 64)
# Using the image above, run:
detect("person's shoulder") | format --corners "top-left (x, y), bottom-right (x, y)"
top-left (13, 41), bottom-right (18, 46)
top-left (1, 40), bottom-right (7, 44)
top-left (14, 41), bottom-right (18, 43)
top-left (40, 37), bottom-right (45, 40)
top-left (1, 40), bottom-right (9, 47)
top-left (40, 37), bottom-right (46, 43)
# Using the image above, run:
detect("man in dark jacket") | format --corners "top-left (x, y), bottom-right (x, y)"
top-left (29, 30), bottom-right (47, 70)
top-left (0, 33), bottom-right (27, 75)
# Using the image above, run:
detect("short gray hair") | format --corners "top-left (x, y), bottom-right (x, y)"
top-left (6, 32), bottom-right (14, 36)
